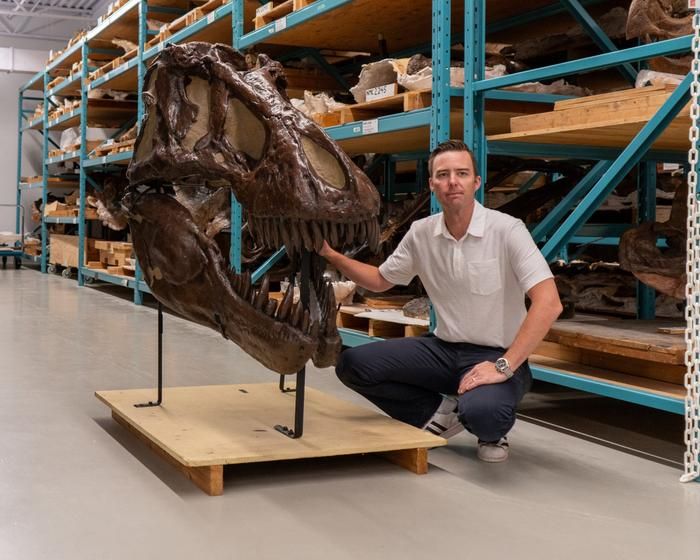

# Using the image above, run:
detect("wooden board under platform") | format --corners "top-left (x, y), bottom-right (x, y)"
top-left (96, 383), bottom-right (445, 496)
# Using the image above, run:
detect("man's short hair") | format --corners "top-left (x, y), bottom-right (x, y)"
top-left (428, 139), bottom-right (478, 176)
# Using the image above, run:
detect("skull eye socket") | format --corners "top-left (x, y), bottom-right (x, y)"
top-left (134, 68), bottom-right (159, 162)
top-left (224, 97), bottom-right (267, 160)
top-left (300, 136), bottom-right (347, 190)
top-left (182, 77), bottom-right (210, 151)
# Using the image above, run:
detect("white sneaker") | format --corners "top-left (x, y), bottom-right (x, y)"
top-left (477, 437), bottom-right (509, 462)
top-left (422, 395), bottom-right (463, 439)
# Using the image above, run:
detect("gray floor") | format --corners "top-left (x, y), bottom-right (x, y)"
top-left (1, 268), bottom-right (699, 560)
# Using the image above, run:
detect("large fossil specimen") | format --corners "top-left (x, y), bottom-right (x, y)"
top-left (123, 43), bottom-right (380, 374)
top-left (626, 0), bottom-right (693, 74)
top-left (619, 178), bottom-right (687, 300)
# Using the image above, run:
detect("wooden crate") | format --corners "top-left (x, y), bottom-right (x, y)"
top-left (92, 138), bottom-right (135, 157)
top-left (337, 305), bottom-right (429, 338)
top-left (49, 234), bottom-right (99, 268)
top-left (253, 0), bottom-right (315, 29)
top-left (94, 240), bottom-right (133, 267)
top-left (319, 89), bottom-right (431, 127)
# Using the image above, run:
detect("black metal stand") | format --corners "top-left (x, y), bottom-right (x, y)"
top-left (135, 302), bottom-right (164, 408)
top-left (274, 250), bottom-right (310, 439)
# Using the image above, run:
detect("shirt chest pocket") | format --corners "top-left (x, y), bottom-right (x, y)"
top-left (467, 258), bottom-right (502, 296)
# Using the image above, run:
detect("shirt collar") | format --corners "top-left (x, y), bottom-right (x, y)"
top-left (433, 201), bottom-right (486, 240)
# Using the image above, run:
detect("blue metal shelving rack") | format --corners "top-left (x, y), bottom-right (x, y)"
top-left (14, 0), bottom-right (693, 417)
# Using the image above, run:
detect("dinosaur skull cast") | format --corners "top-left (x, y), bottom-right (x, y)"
top-left (124, 42), bottom-right (380, 374)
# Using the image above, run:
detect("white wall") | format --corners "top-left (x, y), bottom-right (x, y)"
top-left (0, 38), bottom-right (74, 233)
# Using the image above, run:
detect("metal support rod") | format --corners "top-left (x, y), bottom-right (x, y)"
top-left (135, 302), bottom-right (164, 407)
top-left (275, 251), bottom-right (310, 438)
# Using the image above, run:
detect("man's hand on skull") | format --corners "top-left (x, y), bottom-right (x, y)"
top-left (318, 240), bottom-right (333, 258)
top-left (458, 361), bottom-right (507, 394)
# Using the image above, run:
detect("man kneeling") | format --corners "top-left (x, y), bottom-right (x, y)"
top-left (320, 140), bottom-right (562, 462)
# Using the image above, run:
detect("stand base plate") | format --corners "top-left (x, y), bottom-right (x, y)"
top-left (95, 383), bottom-right (447, 495)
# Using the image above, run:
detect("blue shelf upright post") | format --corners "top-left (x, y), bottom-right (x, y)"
top-left (230, 0), bottom-right (244, 273)
top-left (78, 42), bottom-right (88, 286)
top-left (133, 0), bottom-right (149, 305)
top-left (40, 72), bottom-right (50, 273)
top-left (15, 90), bottom-right (24, 236)
top-left (428, 0), bottom-right (452, 332)
top-left (464, 0), bottom-right (486, 202)
top-left (637, 160), bottom-right (657, 319)
top-left (430, 0), bottom-right (450, 204)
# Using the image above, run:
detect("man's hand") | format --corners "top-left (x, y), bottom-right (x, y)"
top-left (458, 361), bottom-right (508, 394)
top-left (318, 240), bottom-right (333, 258)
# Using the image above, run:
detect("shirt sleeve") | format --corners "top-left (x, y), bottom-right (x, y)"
top-left (378, 223), bottom-right (417, 286)
top-left (506, 220), bottom-right (553, 293)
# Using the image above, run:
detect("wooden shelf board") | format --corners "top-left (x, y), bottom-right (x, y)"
top-left (337, 106), bottom-right (525, 155)
top-left (252, 0), bottom-right (567, 53)
top-left (548, 317), bottom-right (686, 360)
top-left (489, 115), bottom-right (691, 151)
top-left (89, 0), bottom-right (193, 45)
top-left (530, 355), bottom-right (685, 400)
top-left (170, 11), bottom-right (234, 45)
top-left (254, 0), bottom-right (464, 53)
top-left (96, 64), bottom-right (138, 92)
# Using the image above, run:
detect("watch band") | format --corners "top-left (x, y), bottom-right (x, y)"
top-left (495, 357), bottom-right (514, 379)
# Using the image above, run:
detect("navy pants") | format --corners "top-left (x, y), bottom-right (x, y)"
top-left (336, 334), bottom-right (532, 442)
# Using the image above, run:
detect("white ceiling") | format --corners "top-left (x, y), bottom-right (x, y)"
top-left (0, 0), bottom-right (110, 42)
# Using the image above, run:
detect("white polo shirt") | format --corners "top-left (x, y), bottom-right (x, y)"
top-left (378, 202), bottom-right (553, 348)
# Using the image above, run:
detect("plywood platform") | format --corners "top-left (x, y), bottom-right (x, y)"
top-left (96, 383), bottom-right (446, 495)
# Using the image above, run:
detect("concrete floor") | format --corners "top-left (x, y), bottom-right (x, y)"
top-left (1, 267), bottom-right (699, 560)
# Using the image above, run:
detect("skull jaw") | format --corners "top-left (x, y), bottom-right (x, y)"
top-left (312, 330), bottom-right (342, 369)
top-left (126, 192), bottom-right (338, 374)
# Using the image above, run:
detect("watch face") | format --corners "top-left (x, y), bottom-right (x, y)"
top-left (495, 358), bottom-right (506, 371)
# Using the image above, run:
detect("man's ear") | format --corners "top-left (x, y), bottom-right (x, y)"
top-left (474, 176), bottom-right (482, 191)
top-left (428, 177), bottom-right (435, 192)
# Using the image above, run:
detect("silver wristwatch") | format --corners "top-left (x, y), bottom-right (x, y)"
top-left (494, 357), bottom-right (514, 379)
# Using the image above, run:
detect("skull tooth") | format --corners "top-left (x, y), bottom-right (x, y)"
top-left (301, 308), bottom-right (310, 333)
top-left (321, 220), bottom-right (330, 242)
top-left (259, 218), bottom-right (269, 247)
top-left (310, 319), bottom-right (320, 339)
top-left (259, 219), bottom-right (267, 247)
top-left (250, 288), bottom-right (258, 305)
top-left (291, 301), bottom-right (304, 328)
top-left (369, 220), bottom-right (379, 252)
top-left (277, 282), bottom-right (294, 322)
top-left (329, 221), bottom-right (339, 247)
top-left (290, 219), bottom-right (301, 253)
top-left (346, 222), bottom-right (355, 244)
top-left (280, 219), bottom-right (294, 254)
top-left (336, 223), bottom-right (345, 246)
top-left (241, 270), bottom-right (252, 302)
top-left (254, 275), bottom-right (269, 310)
top-left (230, 272), bottom-right (241, 293)
top-left (299, 220), bottom-right (314, 252)
top-left (265, 298), bottom-right (278, 317)
top-left (358, 220), bottom-right (367, 244)
top-left (311, 221), bottom-right (324, 253)
top-left (272, 218), bottom-right (281, 248)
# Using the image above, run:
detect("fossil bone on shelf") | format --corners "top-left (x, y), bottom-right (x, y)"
top-left (122, 42), bottom-right (380, 374)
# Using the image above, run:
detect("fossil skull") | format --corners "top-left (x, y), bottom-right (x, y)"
top-left (124, 43), bottom-right (380, 373)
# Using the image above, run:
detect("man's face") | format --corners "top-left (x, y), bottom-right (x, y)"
top-left (428, 150), bottom-right (481, 213)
